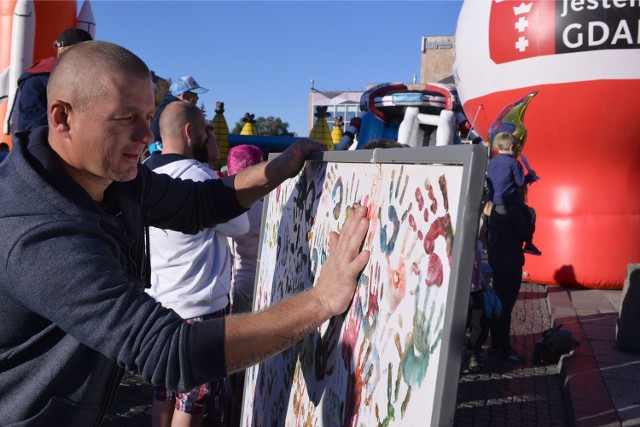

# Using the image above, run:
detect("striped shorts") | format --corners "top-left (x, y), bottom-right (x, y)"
top-left (153, 309), bottom-right (227, 415)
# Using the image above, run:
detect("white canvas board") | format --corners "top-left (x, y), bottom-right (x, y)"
top-left (241, 159), bottom-right (466, 427)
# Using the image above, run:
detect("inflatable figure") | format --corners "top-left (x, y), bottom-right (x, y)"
top-left (240, 112), bottom-right (256, 136)
top-left (455, 0), bottom-right (640, 288)
top-left (0, 0), bottom-right (93, 146)
top-left (331, 116), bottom-right (344, 145)
top-left (309, 105), bottom-right (334, 151)
top-left (212, 101), bottom-right (230, 167)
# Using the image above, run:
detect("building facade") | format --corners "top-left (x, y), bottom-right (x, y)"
top-left (420, 35), bottom-right (455, 84)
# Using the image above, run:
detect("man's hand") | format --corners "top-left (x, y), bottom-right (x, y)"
top-left (224, 203), bottom-right (370, 374)
top-left (233, 139), bottom-right (325, 208)
top-left (268, 138), bottom-right (326, 180)
top-left (312, 204), bottom-right (371, 318)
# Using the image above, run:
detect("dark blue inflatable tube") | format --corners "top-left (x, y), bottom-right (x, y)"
top-left (228, 134), bottom-right (299, 152)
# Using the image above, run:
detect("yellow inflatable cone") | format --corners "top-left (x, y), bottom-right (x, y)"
top-left (212, 102), bottom-right (230, 166)
top-left (240, 113), bottom-right (256, 135)
top-left (309, 106), bottom-right (334, 151)
top-left (331, 116), bottom-right (344, 146)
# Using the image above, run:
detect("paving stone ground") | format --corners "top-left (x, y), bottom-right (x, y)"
top-left (103, 282), bottom-right (567, 426)
top-left (455, 282), bottom-right (567, 426)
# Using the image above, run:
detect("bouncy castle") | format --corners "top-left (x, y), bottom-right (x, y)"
top-left (0, 0), bottom-right (95, 146)
top-left (354, 82), bottom-right (470, 149)
top-left (455, 0), bottom-right (640, 288)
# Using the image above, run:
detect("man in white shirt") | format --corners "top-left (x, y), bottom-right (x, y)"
top-left (145, 101), bottom-right (248, 427)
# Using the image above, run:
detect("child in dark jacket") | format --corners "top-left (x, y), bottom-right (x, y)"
top-left (486, 132), bottom-right (541, 256)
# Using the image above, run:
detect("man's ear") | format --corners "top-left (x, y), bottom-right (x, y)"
top-left (184, 122), bottom-right (193, 144)
top-left (50, 100), bottom-right (72, 139)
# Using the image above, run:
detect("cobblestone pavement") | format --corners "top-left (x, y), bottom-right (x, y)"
top-left (103, 282), bottom-right (567, 426)
top-left (455, 282), bottom-right (567, 426)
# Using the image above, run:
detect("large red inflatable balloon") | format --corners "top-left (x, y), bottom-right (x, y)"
top-left (455, 0), bottom-right (640, 289)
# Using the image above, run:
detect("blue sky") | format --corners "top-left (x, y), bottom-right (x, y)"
top-left (92, 1), bottom-right (463, 136)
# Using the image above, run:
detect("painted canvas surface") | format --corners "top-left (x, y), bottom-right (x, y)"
top-left (242, 159), bottom-right (464, 426)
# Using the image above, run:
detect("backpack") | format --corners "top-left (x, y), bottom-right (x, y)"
top-left (533, 324), bottom-right (580, 364)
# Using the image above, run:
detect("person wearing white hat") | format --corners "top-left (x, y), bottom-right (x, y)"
top-left (148, 75), bottom-right (209, 155)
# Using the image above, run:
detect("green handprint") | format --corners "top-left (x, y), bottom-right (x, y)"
top-left (394, 285), bottom-right (444, 416)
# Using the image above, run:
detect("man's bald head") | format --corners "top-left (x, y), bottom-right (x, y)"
top-left (159, 101), bottom-right (205, 144)
top-left (48, 41), bottom-right (151, 113)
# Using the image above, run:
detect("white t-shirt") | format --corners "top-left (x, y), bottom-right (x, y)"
top-left (146, 159), bottom-right (249, 318)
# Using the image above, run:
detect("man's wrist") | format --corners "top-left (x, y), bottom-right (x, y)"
top-left (307, 286), bottom-right (334, 324)
top-left (264, 157), bottom-right (291, 187)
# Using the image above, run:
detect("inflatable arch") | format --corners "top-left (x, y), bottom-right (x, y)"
top-left (455, 0), bottom-right (640, 288)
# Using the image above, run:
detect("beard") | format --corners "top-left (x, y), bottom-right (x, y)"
top-left (192, 142), bottom-right (209, 164)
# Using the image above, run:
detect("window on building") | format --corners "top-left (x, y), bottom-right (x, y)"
top-left (322, 104), bottom-right (359, 131)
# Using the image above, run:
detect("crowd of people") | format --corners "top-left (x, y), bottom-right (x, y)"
top-left (0, 38), bottom-right (370, 426)
top-left (0, 29), bottom-right (540, 426)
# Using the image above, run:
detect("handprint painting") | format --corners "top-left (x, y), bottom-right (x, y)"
top-left (242, 157), bottom-right (465, 426)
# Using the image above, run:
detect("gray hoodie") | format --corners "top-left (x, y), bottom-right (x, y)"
top-left (0, 127), bottom-right (246, 426)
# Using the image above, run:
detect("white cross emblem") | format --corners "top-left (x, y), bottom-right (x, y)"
top-left (515, 16), bottom-right (529, 33)
top-left (515, 36), bottom-right (529, 52)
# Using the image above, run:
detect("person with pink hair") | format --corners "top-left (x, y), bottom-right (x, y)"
top-left (226, 144), bottom-right (264, 177)
top-left (226, 144), bottom-right (264, 312)
top-left (226, 144), bottom-right (265, 426)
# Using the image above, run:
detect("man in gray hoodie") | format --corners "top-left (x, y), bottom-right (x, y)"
top-left (0, 41), bottom-right (370, 426)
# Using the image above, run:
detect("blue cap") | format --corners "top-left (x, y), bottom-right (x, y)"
top-left (170, 76), bottom-right (209, 96)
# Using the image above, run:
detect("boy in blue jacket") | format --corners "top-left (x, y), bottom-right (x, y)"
top-left (486, 132), bottom-right (541, 256)
top-left (486, 132), bottom-right (536, 362)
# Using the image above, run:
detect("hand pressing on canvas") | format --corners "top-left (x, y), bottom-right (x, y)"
top-left (224, 203), bottom-right (370, 374)
top-left (313, 203), bottom-right (371, 317)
